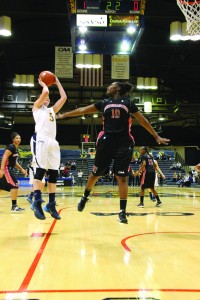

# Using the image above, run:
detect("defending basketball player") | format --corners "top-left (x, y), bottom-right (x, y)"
top-left (57, 81), bottom-right (170, 224)
top-left (30, 74), bottom-right (67, 220)
top-left (136, 146), bottom-right (163, 208)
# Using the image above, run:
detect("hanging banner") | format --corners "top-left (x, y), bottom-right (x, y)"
top-left (111, 55), bottom-right (130, 80)
top-left (55, 46), bottom-right (73, 78)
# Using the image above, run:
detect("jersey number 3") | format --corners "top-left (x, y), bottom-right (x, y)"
top-left (49, 112), bottom-right (54, 122)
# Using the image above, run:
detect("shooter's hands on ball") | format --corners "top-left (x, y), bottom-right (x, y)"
top-left (38, 76), bottom-right (58, 87)
top-left (38, 77), bottom-right (47, 87)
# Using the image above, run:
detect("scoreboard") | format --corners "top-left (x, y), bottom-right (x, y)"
top-left (68, 0), bottom-right (146, 54)
top-left (69, 0), bottom-right (146, 15)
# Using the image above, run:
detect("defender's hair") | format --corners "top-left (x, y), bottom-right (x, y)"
top-left (116, 82), bottom-right (133, 95)
top-left (11, 132), bottom-right (20, 141)
top-left (141, 146), bottom-right (149, 153)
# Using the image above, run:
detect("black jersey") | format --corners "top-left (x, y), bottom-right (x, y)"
top-left (5, 144), bottom-right (19, 169)
top-left (94, 97), bottom-right (138, 134)
top-left (140, 153), bottom-right (155, 173)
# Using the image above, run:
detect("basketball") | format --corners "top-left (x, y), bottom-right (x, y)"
top-left (39, 70), bottom-right (56, 87)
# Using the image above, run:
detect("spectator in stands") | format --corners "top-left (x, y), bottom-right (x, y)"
top-left (173, 172), bottom-right (178, 182)
top-left (135, 172), bottom-right (141, 186)
top-left (69, 173), bottom-right (75, 185)
top-left (30, 75), bottom-right (67, 220)
top-left (149, 159), bottom-right (165, 201)
top-left (70, 160), bottom-right (76, 170)
top-left (176, 161), bottom-right (182, 169)
top-left (0, 132), bottom-right (27, 211)
top-left (57, 81), bottom-right (170, 223)
top-left (77, 170), bottom-right (83, 187)
top-left (170, 162), bottom-right (177, 170)
top-left (181, 173), bottom-right (193, 187)
top-left (65, 161), bottom-right (71, 170)
top-left (62, 166), bottom-right (69, 178)
top-left (136, 146), bottom-right (163, 208)
top-left (59, 163), bottom-right (65, 177)
top-left (191, 169), bottom-right (198, 183)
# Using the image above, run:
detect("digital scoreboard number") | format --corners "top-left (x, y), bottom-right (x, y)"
top-left (73, 0), bottom-right (146, 15)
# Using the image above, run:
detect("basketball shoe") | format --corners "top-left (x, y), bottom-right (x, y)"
top-left (43, 201), bottom-right (61, 220)
top-left (26, 195), bottom-right (33, 204)
top-left (33, 199), bottom-right (46, 220)
top-left (137, 202), bottom-right (144, 208)
top-left (155, 201), bottom-right (162, 207)
top-left (77, 196), bottom-right (89, 212)
top-left (118, 210), bottom-right (128, 224)
top-left (11, 205), bottom-right (25, 212)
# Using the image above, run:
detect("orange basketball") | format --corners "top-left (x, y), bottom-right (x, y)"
top-left (39, 70), bottom-right (56, 87)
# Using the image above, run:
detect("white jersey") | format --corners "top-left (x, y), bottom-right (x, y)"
top-left (33, 105), bottom-right (56, 139)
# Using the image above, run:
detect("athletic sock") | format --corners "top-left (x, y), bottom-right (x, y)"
top-left (140, 196), bottom-right (144, 204)
top-left (49, 193), bottom-right (55, 203)
top-left (34, 190), bottom-right (42, 201)
top-left (12, 200), bottom-right (17, 207)
top-left (120, 199), bottom-right (127, 211)
top-left (155, 195), bottom-right (161, 202)
top-left (83, 189), bottom-right (91, 198)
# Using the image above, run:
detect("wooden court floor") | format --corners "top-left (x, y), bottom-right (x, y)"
top-left (0, 184), bottom-right (200, 300)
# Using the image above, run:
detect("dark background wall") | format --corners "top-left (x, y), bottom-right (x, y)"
top-left (0, 124), bottom-right (200, 148)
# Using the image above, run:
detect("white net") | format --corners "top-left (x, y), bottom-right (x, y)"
top-left (177, 0), bottom-right (200, 35)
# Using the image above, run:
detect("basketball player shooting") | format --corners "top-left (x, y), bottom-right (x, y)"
top-left (30, 73), bottom-right (67, 220)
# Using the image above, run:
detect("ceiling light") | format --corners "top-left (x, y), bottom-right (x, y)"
top-left (26, 75), bottom-right (34, 87)
top-left (76, 54), bottom-right (84, 68)
top-left (181, 22), bottom-right (190, 41)
top-left (170, 21), bottom-right (182, 41)
top-left (84, 54), bottom-right (93, 68)
top-left (20, 74), bottom-right (27, 86)
top-left (79, 26), bottom-right (87, 33)
top-left (13, 74), bottom-right (20, 86)
top-left (144, 101), bottom-right (152, 113)
top-left (13, 74), bottom-right (35, 87)
top-left (120, 39), bottom-right (130, 52)
top-left (78, 38), bottom-right (87, 51)
top-left (127, 26), bottom-right (136, 34)
top-left (144, 77), bottom-right (151, 89)
top-left (93, 114), bottom-right (98, 118)
top-left (0, 16), bottom-right (11, 36)
top-left (137, 77), bottom-right (144, 89)
top-left (150, 77), bottom-right (158, 89)
top-left (93, 54), bottom-right (101, 68)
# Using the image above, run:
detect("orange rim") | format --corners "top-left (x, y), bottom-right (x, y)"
top-left (178, 0), bottom-right (200, 4)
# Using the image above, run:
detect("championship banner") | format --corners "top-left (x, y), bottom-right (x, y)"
top-left (55, 46), bottom-right (73, 78)
top-left (111, 55), bottom-right (130, 80)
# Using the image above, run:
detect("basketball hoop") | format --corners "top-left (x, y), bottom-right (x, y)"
top-left (177, 0), bottom-right (200, 36)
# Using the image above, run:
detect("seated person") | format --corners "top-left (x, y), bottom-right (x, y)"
top-left (65, 161), bottom-right (71, 170)
top-left (70, 160), bottom-right (76, 170)
top-left (62, 166), bottom-right (69, 177)
top-left (181, 174), bottom-right (193, 187)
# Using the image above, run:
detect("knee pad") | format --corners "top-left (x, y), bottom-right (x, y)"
top-left (48, 169), bottom-right (58, 183)
top-left (34, 168), bottom-right (46, 180)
